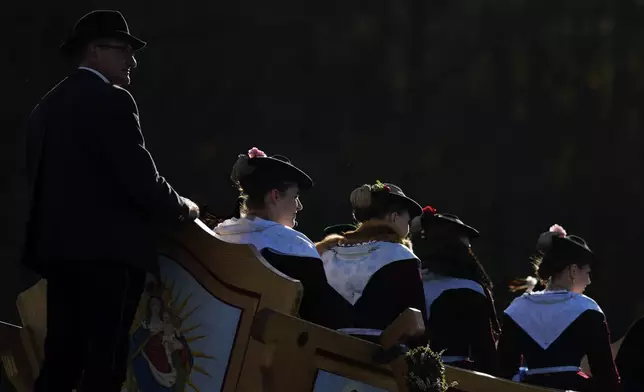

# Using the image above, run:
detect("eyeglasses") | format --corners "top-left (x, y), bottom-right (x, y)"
top-left (97, 44), bottom-right (135, 56)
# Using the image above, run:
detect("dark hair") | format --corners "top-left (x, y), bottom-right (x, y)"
top-left (350, 184), bottom-right (408, 222)
top-left (414, 231), bottom-right (493, 291)
top-left (531, 234), bottom-right (594, 284)
top-left (532, 253), bottom-right (591, 283)
top-left (413, 230), bottom-right (500, 336)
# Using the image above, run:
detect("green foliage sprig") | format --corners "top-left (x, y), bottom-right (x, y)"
top-left (404, 345), bottom-right (457, 392)
top-left (371, 180), bottom-right (390, 192)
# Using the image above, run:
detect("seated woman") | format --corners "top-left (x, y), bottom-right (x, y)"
top-left (615, 316), bottom-right (644, 392)
top-left (410, 205), bottom-right (500, 374)
top-left (316, 181), bottom-right (426, 339)
top-left (213, 147), bottom-right (349, 328)
top-left (497, 224), bottom-right (620, 391)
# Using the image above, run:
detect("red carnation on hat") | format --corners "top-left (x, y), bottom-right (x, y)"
top-left (422, 205), bottom-right (437, 215)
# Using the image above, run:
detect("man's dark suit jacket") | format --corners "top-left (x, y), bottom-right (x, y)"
top-left (22, 69), bottom-right (190, 275)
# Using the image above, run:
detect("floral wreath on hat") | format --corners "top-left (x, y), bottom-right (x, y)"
top-left (371, 180), bottom-right (391, 193)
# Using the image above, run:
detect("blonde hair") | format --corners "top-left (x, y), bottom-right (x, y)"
top-left (349, 184), bottom-right (372, 209)
top-left (349, 183), bottom-right (407, 223)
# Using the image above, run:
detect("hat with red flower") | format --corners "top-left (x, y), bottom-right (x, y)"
top-left (412, 204), bottom-right (480, 238)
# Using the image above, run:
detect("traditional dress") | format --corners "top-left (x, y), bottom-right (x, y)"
top-left (214, 215), bottom-right (349, 328)
top-left (422, 271), bottom-right (498, 374)
top-left (319, 233), bottom-right (426, 339)
top-left (411, 205), bottom-right (499, 374)
top-left (498, 290), bottom-right (620, 391)
top-left (317, 182), bottom-right (424, 340)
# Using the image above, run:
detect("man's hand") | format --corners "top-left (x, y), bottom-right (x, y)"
top-left (181, 197), bottom-right (200, 220)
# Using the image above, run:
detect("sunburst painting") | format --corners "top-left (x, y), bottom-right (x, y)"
top-left (123, 256), bottom-right (242, 392)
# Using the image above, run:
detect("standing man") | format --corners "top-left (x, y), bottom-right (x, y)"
top-left (22, 10), bottom-right (199, 391)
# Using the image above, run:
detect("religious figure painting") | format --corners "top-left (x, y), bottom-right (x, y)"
top-left (313, 371), bottom-right (389, 392)
top-left (123, 256), bottom-right (242, 392)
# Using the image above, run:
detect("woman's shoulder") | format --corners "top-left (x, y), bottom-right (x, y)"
top-left (260, 248), bottom-right (324, 276)
top-left (575, 293), bottom-right (603, 313)
top-left (261, 224), bottom-right (321, 259)
top-left (315, 234), bottom-right (344, 255)
top-left (372, 240), bottom-right (417, 261)
top-left (423, 273), bottom-right (486, 297)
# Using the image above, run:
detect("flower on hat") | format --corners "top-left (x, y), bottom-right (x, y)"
top-left (422, 205), bottom-right (437, 215)
top-left (372, 180), bottom-right (391, 192)
top-left (248, 147), bottom-right (267, 159)
top-left (549, 224), bottom-right (567, 238)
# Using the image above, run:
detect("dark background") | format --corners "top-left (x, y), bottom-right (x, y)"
top-left (2, 1), bottom-right (644, 366)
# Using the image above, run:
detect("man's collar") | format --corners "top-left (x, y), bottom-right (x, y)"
top-left (77, 66), bottom-right (110, 84)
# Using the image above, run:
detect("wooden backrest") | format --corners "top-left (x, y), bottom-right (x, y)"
top-left (251, 307), bottom-right (426, 391)
top-left (124, 219), bottom-right (303, 392)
